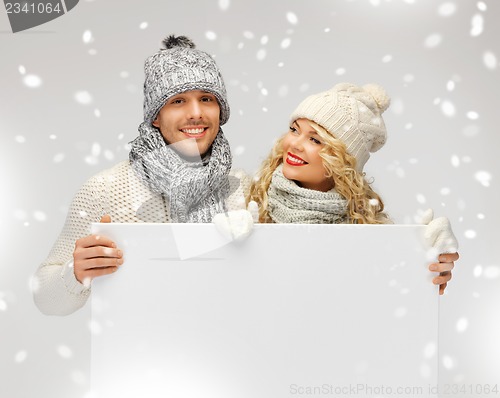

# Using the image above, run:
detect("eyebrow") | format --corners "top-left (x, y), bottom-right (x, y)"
top-left (294, 121), bottom-right (320, 136)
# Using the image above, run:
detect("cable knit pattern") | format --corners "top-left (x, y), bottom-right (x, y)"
top-left (129, 125), bottom-right (233, 223)
top-left (33, 161), bottom-right (250, 315)
top-left (268, 165), bottom-right (349, 224)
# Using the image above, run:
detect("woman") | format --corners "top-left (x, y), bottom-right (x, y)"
top-left (247, 82), bottom-right (458, 293)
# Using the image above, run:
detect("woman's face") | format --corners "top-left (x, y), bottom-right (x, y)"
top-left (281, 118), bottom-right (334, 192)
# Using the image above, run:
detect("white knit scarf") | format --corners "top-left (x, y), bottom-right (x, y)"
top-left (129, 122), bottom-right (232, 223)
top-left (267, 165), bottom-right (348, 224)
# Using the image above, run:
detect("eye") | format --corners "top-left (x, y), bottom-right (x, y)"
top-left (311, 137), bottom-right (322, 145)
top-left (289, 126), bottom-right (298, 134)
top-left (170, 98), bottom-right (184, 104)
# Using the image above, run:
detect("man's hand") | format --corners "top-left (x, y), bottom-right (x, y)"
top-left (73, 215), bottom-right (123, 286)
top-left (429, 252), bottom-right (459, 295)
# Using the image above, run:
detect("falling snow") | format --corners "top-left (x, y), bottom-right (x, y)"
top-left (205, 31), bottom-right (217, 41)
top-left (280, 38), bottom-right (291, 49)
top-left (82, 30), bottom-right (93, 44)
top-left (438, 2), bottom-right (457, 17)
top-left (442, 355), bottom-right (456, 370)
top-left (424, 33), bottom-right (442, 49)
top-left (466, 111), bottom-right (479, 120)
top-left (286, 12), bottom-right (298, 25)
top-left (464, 230), bottom-right (477, 239)
top-left (335, 68), bottom-right (346, 76)
top-left (416, 194), bottom-right (426, 205)
top-left (54, 153), bottom-right (66, 163)
top-left (139, 22), bottom-right (148, 30)
top-left (456, 318), bottom-right (469, 333)
top-left (57, 345), bottom-right (73, 359)
top-left (23, 74), bottom-right (42, 88)
top-left (474, 170), bottom-right (492, 187)
top-left (483, 51), bottom-right (498, 70)
top-left (394, 307), bottom-right (408, 318)
top-left (15, 351), bottom-right (27, 363)
top-left (470, 14), bottom-right (484, 37)
top-left (89, 320), bottom-right (102, 335)
top-left (382, 54), bottom-right (392, 63)
top-left (423, 342), bottom-right (437, 359)
top-left (256, 49), bottom-right (266, 61)
top-left (33, 211), bottom-right (47, 222)
top-left (243, 31), bottom-right (254, 40)
top-left (403, 74), bottom-right (415, 83)
top-left (484, 266), bottom-right (500, 279)
top-left (441, 100), bottom-right (456, 117)
top-left (74, 91), bottom-right (93, 105)
top-left (234, 146), bottom-right (245, 156)
top-left (218, 0), bottom-right (230, 11)
top-left (477, 1), bottom-right (487, 11)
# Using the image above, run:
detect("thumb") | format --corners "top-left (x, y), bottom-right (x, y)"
top-left (424, 217), bottom-right (459, 254)
top-left (247, 200), bottom-right (259, 223)
top-left (100, 214), bottom-right (112, 223)
top-left (419, 208), bottom-right (434, 225)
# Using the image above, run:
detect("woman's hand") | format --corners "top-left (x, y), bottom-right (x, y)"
top-left (429, 252), bottom-right (459, 295)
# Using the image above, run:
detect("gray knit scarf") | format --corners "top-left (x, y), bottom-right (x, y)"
top-left (268, 165), bottom-right (349, 224)
top-left (129, 122), bottom-right (232, 223)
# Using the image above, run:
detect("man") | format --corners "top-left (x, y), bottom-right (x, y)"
top-left (33, 35), bottom-right (250, 315)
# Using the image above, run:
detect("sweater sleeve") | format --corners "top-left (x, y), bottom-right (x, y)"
top-left (33, 172), bottom-right (109, 316)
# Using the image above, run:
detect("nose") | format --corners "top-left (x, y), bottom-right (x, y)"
top-left (187, 99), bottom-right (203, 120)
top-left (290, 134), bottom-right (305, 152)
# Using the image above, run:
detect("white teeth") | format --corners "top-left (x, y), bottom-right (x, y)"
top-left (182, 128), bottom-right (205, 134)
top-left (287, 154), bottom-right (306, 164)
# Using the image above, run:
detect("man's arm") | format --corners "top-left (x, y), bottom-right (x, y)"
top-left (33, 175), bottom-right (120, 315)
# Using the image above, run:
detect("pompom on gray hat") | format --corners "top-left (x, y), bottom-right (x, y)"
top-left (143, 35), bottom-right (230, 126)
top-left (290, 83), bottom-right (390, 171)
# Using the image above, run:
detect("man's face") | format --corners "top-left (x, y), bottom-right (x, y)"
top-left (152, 90), bottom-right (220, 159)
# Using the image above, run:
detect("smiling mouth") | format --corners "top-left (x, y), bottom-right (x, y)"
top-left (181, 127), bottom-right (208, 138)
top-left (286, 152), bottom-right (308, 166)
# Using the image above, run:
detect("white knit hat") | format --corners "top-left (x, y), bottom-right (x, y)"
top-left (290, 83), bottom-right (390, 171)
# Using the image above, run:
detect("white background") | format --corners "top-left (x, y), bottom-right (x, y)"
top-left (0, 1), bottom-right (499, 397)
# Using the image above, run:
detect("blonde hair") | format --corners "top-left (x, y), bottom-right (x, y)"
top-left (247, 120), bottom-right (391, 224)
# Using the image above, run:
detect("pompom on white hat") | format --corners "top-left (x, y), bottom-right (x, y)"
top-left (290, 83), bottom-right (391, 171)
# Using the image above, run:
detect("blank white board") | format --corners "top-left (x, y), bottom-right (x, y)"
top-left (90, 223), bottom-right (438, 398)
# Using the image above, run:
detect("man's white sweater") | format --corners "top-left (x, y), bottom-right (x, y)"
top-left (34, 160), bottom-right (249, 316)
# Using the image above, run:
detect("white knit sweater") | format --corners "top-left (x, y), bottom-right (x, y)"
top-left (34, 160), bottom-right (250, 316)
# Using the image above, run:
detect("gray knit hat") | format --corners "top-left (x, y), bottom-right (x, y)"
top-left (143, 35), bottom-right (230, 126)
top-left (290, 83), bottom-right (390, 171)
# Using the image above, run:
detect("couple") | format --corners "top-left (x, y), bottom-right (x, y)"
top-left (34, 35), bottom-right (458, 316)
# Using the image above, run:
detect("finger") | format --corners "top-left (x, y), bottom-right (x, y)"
top-left (438, 252), bottom-right (459, 262)
top-left (433, 271), bottom-right (452, 286)
top-left (76, 266), bottom-right (120, 284)
top-left (83, 256), bottom-right (124, 269)
top-left (100, 214), bottom-right (112, 223)
top-left (429, 261), bottom-right (455, 273)
top-left (439, 282), bottom-right (447, 295)
top-left (74, 246), bottom-right (122, 261)
top-left (76, 234), bottom-right (116, 249)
